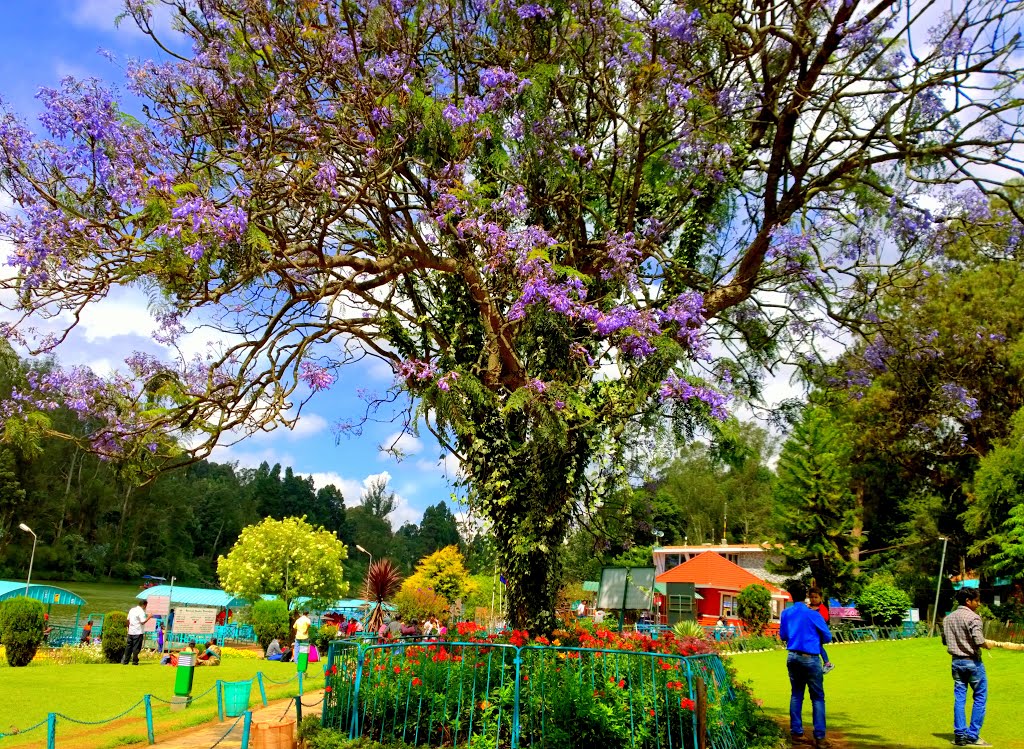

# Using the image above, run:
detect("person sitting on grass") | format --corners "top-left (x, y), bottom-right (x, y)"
top-left (161, 641), bottom-right (197, 667)
top-left (266, 637), bottom-right (284, 661)
top-left (197, 638), bottom-right (222, 666)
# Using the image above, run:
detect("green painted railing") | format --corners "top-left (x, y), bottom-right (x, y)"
top-left (322, 639), bottom-right (739, 749)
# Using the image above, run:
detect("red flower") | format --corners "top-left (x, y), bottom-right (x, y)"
top-left (680, 698), bottom-right (696, 711)
top-left (393, 665), bottom-right (401, 674)
top-left (412, 677), bottom-right (423, 687)
top-left (648, 709), bottom-right (656, 717)
top-left (325, 686), bottom-right (333, 693)
top-left (618, 679), bottom-right (626, 689)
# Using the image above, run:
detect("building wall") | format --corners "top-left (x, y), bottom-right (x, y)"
top-left (697, 588), bottom-right (722, 618)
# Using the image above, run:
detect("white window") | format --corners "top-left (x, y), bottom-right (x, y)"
top-left (721, 594), bottom-right (737, 617)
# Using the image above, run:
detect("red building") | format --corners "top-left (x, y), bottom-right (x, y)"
top-left (655, 551), bottom-right (791, 629)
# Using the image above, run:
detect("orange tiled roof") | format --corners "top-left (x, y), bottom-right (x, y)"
top-left (655, 551), bottom-right (791, 599)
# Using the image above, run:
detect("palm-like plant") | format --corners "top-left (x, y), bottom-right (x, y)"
top-left (672, 619), bottom-right (709, 640)
top-left (363, 559), bottom-right (402, 634)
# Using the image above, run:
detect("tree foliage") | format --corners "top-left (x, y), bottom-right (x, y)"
top-left (251, 599), bottom-right (291, 651)
top-left (736, 584), bottom-right (773, 636)
top-left (772, 406), bottom-right (858, 595)
top-left (2, 0), bottom-right (1022, 628)
top-left (0, 596), bottom-right (44, 667)
top-left (400, 545), bottom-right (476, 606)
top-left (856, 579), bottom-right (912, 627)
top-left (217, 516), bottom-right (349, 607)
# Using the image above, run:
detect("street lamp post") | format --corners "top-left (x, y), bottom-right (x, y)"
top-left (18, 523), bottom-right (37, 596)
top-left (355, 544), bottom-right (373, 568)
top-left (929, 536), bottom-right (949, 637)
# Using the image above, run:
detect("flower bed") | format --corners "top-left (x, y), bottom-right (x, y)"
top-left (322, 624), bottom-right (751, 749)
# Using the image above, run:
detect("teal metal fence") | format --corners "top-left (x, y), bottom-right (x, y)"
top-left (322, 640), bottom-right (738, 749)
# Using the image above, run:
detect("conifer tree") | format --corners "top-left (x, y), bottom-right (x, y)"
top-left (773, 407), bottom-right (858, 595)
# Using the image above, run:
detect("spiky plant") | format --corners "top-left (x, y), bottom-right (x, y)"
top-left (672, 619), bottom-right (709, 640)
top-left (363, 559), bottom-right (402, 634)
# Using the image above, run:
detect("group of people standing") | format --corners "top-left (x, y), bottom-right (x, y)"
top-left (377, 615), bottom-right (447, 639)
top-left (781, 582), bottom-right (993, 748)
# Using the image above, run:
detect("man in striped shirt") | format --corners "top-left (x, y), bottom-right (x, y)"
top-left (941, 588), bottom-right (992, 747)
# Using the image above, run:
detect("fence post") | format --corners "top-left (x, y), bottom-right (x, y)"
top-left (299, 671), bottom-right (304, 696)
top-left (349, 646), bottom-right (365, 739)
top-left (295, 695), bottom-right (303, 725)
top-left (257, 672), bottom-right (268, 706)
top-left (216, 680), bottom-right (225, 722)
top-left (46, 713), bottom-right (56, 749)
top-left (696, 676), bottom-right (707, 749)
top-left (510, 647), bottom-right (523, 749)
top-left (144, 695), bottom-right (155, 744)
top-left (241, 710), bottom-right (253, 749)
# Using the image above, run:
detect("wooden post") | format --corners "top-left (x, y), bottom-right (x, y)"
top-left (696, 676), bottom-right (707, 749)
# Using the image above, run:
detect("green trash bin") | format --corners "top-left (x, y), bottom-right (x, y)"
top-left (222, 679), bottom-right (252, 718)
top-left (174, 651), bottom-right (196, 698)
top-left (296, 641), bottom-right (310, 674)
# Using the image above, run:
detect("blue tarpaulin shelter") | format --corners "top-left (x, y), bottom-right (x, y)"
top-left (0, 581), bottom-right (88, 645)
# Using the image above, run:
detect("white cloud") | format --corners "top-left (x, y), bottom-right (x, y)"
top-left (308, 471), bottom-right (367, 504)
top-left (209, 443), bottom-right (297, 472)
top-left (74, 287), bottom-right (156, 342)
top-left (379, 431), bottom-right (423, 459)
top-left (69, 0), bottom-right (178, 38)
top-left (309, 470), bottom-right (423, 527)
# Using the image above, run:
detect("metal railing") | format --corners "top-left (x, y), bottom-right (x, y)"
top-left (322, 639), bottom-right (738, 749)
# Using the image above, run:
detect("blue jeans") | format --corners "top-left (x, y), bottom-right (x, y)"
top-left (952, 658), bottom-right (987, 741)
top-left (788, 652), bottom-right (826, 739)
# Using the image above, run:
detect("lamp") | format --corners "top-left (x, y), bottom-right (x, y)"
top-left (18, 523), bottom-right (37, 597)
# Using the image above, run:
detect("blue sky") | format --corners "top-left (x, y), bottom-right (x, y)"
top-left (0, 0), bottom-right (462, 528)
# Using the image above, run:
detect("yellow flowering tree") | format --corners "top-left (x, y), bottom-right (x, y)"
top-left (400, 546), bottom-right (476, 607)
top-left (217, 516), bottom-right (348, 608)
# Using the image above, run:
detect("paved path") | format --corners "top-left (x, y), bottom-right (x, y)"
top-left (153, 689), bottom-right (325, 749)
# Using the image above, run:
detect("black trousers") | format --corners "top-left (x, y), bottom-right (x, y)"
top-left (122, 634), bottom-right (144, 664)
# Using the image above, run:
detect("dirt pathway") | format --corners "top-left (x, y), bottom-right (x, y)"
top-left (151, 689), bottom-right (324, 749)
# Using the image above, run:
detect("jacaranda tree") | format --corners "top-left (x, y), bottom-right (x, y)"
top-left (1, 0), bottom-right (1023, 629)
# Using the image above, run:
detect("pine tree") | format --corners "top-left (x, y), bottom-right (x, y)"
top-left (773, 407), bottom-right (858, 596)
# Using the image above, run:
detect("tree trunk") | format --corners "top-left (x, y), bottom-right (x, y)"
top-left (465, 409), bottom-right (593, 633)
top-left (851, 482), bottom-right (864, 575)
top-left (56, 448), bottom-right (79, 541)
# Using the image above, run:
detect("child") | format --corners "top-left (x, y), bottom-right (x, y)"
top-left (808, 587), bottom-right (835, 674)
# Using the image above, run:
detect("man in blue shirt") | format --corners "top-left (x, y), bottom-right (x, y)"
top-left (779, 581), bottom-right (833, 748)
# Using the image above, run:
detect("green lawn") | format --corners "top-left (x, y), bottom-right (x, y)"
top-left (731, 638), bottom-right (1024, 749)
top-left (0, 657), bottom-right (323, 748)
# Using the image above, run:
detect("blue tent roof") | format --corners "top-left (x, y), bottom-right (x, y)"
top-left (137, 585), bottom-right (247, 608)
top-left (0, 581), bottom-right (87, 607)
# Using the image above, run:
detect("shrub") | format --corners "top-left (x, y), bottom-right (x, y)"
top-left (251, 599), bottom-right (290, 651)
top-left (857, 580), bottom-right (912, 626)
top-left (992, 597), bottom-right (1024, 625)
top-left (671, 619), bottom-right (707, 640)
top-left (314, 624), bottom-right (340, 651)
top-left (0, 597), bottom-right (45, 667)
top-left (737, 584), bottom-right (773, 635)
top-left (393, 586), bottom-right (448, 623)
top-left (102, 611), bottom-right (129, 663)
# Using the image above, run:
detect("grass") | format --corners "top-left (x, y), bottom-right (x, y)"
top-left (0, 657), bottom-right (324, 748)
top-left (731, 638), bottom-right (1024, 748)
